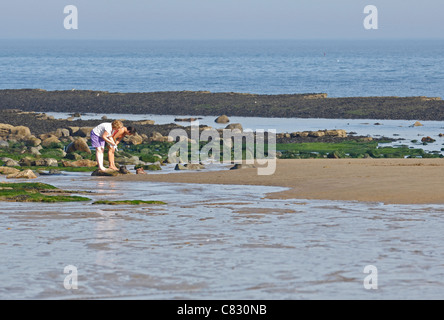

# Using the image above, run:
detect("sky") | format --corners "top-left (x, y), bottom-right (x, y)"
top-left (0, 0), bottom-right (443, 40)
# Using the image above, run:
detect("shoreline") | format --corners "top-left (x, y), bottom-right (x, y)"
top-left (110, 158), bottom-right (444, 205)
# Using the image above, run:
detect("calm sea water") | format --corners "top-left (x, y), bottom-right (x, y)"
top-left (2, 173), bottom-right (444, 300)
top-left (1, 39), bottom-right (444, 97)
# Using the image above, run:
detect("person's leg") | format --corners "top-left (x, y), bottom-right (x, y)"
top-left (96, 147), bottom-right (106, 171)
top-left (108, 147), bottom-right (118, 170)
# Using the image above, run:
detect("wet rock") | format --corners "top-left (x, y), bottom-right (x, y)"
top-left (124, 134), bottom-right (143, 145)
top-left (421, 136), bottom-right (436, 143)
top-left (136, 168), bottom-right (147, 174)
top-left (91, 169), bottom-right (120, 177)
top-left (230, 163), bottom-right (255, 170)
top-left (33, 158), bottom-right (58, 167)
top-left (118, 166), bottom-right (131, 174)
top-left (41, 136), bottom-right (61, 147)
top-left (215, 115), bottom-right (230, 124)
top-left (62, 159), bottom-right (97, 167)
top-left (0, 167), bottom-right (20, 175)
top-left (7, 169), bottom-right (38, 179)
top-left (225, 123), bottom-right (243, 132)
top-left (19, 157), bottom-right (33, 167)
top-left (25, 136), bottom-right (42, 147)
top-left (4, 159), bottom-right (20, 167)
top-left (66, 137), bottom-right (91, 154)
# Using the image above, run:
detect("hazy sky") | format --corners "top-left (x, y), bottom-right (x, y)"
top-left (1, 0), bottom-right (443, 40)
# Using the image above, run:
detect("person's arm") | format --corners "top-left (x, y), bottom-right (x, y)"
top-left (101, 131), bottom-right (116, 146)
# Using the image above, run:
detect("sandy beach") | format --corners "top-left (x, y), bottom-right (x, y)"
top-left (112, 159), bottom-right (444, 205)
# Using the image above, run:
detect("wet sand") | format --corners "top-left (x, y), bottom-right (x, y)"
top-left (113, 159), bottom-right (444, 205)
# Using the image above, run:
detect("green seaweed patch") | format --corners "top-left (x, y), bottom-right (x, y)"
top-left (93, 200), bottom-right (167, 205)
top-left (0, 182), bottom-right (91, 202)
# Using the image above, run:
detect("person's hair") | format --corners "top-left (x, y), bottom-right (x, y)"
top-left (127, 126), bottom-right (136, 135)
top-left (112, 120), bottom-right (124, 130)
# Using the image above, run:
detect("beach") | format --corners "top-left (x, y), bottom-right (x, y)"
top-left (113, 158), bottom-right (444, 205)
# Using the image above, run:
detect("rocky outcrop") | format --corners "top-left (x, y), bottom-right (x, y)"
top-left (7, 169), bottom-right (38, 179)
top-left (215, 115), bottom-right (230, 124)
top-left (66, 138), bottom-right (91, 154)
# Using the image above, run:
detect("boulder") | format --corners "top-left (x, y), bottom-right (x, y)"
top-left (136, 168), bottom-right (147, 174)
top-left (118, 166), bottom-right (131, 174)
top-left (7, 169), bottom-right (38, 179)
top-left (54, 128), bottom-right (70, 138)
top-left (0, 141), bottom-right (9, 148)
top-left (25, 136), bottom-right (42, 147)
top-left (0, 167), bottom-right (20, 175)
top-left (91, 169), bottom-right (119, 177)
top-left (19, 157), bottom-right (34, 167)
top-left (309, 131), bottom-right (325, 138)
top-left (33, 158), bottom-right (58, 167)
top-left (66, 138), bottom-right (91, 154)
top-left (421, 136), bottom-right (436, 143)
top-left (0, 123), bottom-right (14, 136)
top-left (41, 136), bottom-right (61, 148)
top-left (74, 127), bottom-right (93, 138)
top-left (62, 159), bottom-right (97, 167)
top-left (4, 159), bottom-right (20, 167)
top-left (148, 132), bottom-right (165, 142)
top-left (413, 121), bottom-right (423, 127)
top-left (29, 147), bottom-right (41, 156)
top-left (215, 115), bottom-right (230, 124)
top-left (124, 134), bottom-right (143, 145)
top-left (10, 126), bottom-right (31, 138)
top-left (225, 123), bottom-right (243, 132)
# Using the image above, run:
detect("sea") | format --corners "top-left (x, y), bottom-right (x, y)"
top-left (1, 39), bottom-right (444, 300)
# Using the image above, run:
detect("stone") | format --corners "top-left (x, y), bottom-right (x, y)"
top-left (4, 159), bottom-right (20, 167)
top-left (0, 141), bottom-right (9, 148)
top-left (66, 138), bottom-right (91, 154)
top-left (29, 147), bottom-right (41, 156)
top-left (7, 169), bottom-right (38, 179)
top-left (421, 136), bottom-right (436, 143)
top-left (62, 159), bottom-right (97, 167)
top-left (413, 121), bottom-right (423, 127)
top-left (26, 136), bottom-right (42, 147)
top-left (33, 158), bottom-right (58, 167)
top-left (225, 123), bottom-right (243, 132)
top-left (124, 134), bottom-right (143, 145)
top-left (149, 132), bottom-right (165, 142)
top-left (19, 157), bottom-right (33, 167)
top-left (41, 136), bottom-right (61, 148)
top-left (55, 128), bottom-right (70, 138)
top-left (74, 127), bottom-right (93, 138)
top-left (10, 126), bottom-right (31, 138)
top-left (91, 169), bottom-right (119, 177)
top-left (0, 167), bottom-right (20, 175)
top-left (118, 166), bottom-right (131, 174)
top-left (230, 163), bottom-right (256, 170)
top-left (136, 168), bottom-right (147, 174)
top-left (215, 115), bottom-right (230, 124)
top-left (0, 123), bottom-right (14, 136)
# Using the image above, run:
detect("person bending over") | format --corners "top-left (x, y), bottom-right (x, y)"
top-left (90, 120), bottom-right (123, 171)
top-left (108, 126), bottom-right (137, 171)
